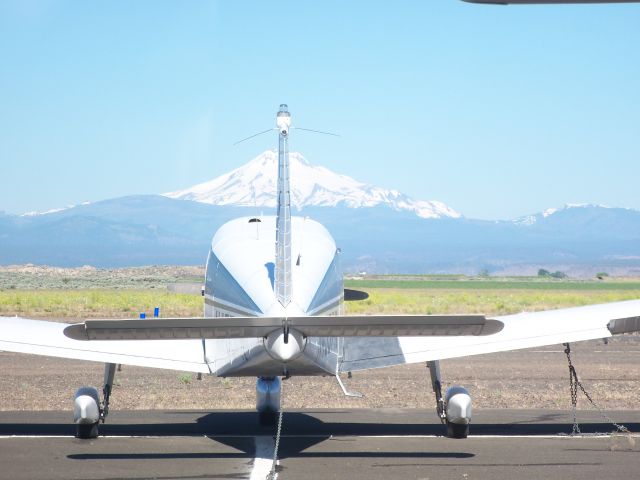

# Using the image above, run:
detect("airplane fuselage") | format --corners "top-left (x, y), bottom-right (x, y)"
top-left (202, 215), bottom-right (344, 377)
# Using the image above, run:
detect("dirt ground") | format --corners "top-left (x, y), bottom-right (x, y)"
top-left (0, 265), bottom-right (204, 290)
top-left (1, 336), bottom-right (638, 414)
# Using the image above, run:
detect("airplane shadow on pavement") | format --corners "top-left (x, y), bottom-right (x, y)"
top-left (1, 410), bottom-right (637, 461)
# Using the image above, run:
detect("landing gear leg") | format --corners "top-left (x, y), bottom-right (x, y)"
top-left (101, 363), bottom-right (117, 422)
top-left (427, 361), bottom-right (446, 424)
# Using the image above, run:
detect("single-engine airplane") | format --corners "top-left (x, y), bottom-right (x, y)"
top-left (1, 104), bottom-right (639, 440)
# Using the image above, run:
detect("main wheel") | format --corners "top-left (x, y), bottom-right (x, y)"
top-left (76, 422), bottom-right (99, 439)
top-left (446, 422), bottom-right (469, 439)
top-left (258, 410), bottom-right (278, 426)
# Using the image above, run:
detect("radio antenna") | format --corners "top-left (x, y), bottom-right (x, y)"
top-left (294, 127), bottom-right (340, 137)
top-left (233, 128), bottom-right (276, 146)
top-left (233, 124), bottom-right (339, 147)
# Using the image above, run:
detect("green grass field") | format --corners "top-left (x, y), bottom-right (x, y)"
top-left (0, 290), bottom-right (203, 319)
top-left (342, 277), bottom-right (640, 315)
top-left (1, 280), bottom-right (639, 319)
top-left (344, 288), bottom-right (640, 315)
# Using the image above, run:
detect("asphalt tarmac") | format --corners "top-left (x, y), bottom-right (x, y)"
top-left (1, 409), bottom-right (639, 480)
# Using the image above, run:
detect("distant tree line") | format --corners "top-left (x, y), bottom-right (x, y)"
top-left (537, 268), bottom-right (567, 279)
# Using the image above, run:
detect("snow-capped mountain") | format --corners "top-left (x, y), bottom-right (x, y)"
top-left (514, 206), bottom-right (566, 226)
top-left (513, 204), bottom-right (624, 226)
top-left (20, 201), bottom-right (91, 218)
top-left (163, 150), bottom-right (461, 220)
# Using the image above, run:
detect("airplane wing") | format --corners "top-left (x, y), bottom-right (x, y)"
top-left (464, 1), bottom-right (640, 4)
top-left (339, 299), bottom-right (640, 372)
top-left (0, 317), bottom-right (209, 373)
top-left (1, 300), bottom-right (638, 374)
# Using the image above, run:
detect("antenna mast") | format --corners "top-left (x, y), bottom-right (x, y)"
top-left (275, 104), bottom-right (292, 307)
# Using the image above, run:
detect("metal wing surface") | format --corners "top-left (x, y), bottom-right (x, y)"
top-left (464, 1), bottom-right (640, 4)
top-left (2, 301), bottom-right (639, 375)
top-left (0, 317), bottom-right (209, 373)
top-left (340, 299), bottom-right (640, 372)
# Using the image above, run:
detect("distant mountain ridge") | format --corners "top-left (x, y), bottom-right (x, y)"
top-left (163, 150), bottom-right (461, 220)
top-left (2, 153), bottom-right (640, 275)
top-left (1, 195), bottom-right (640, 276)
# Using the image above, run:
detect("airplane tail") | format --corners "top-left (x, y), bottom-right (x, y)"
top-left (275, 104), bottom-right (292, 307)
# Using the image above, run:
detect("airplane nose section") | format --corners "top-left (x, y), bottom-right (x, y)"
top-left (264, 329), bottom-right (306, 363)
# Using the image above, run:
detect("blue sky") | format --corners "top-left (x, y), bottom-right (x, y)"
top-left (1, 0), bottom-right (639, 219)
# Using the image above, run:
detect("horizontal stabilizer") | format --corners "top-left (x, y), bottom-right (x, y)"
top-left (63, 315), bottom-right (502, 341)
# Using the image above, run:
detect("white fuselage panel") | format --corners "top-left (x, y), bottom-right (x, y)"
top-left (203, 215), bottom-right (343, 376)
